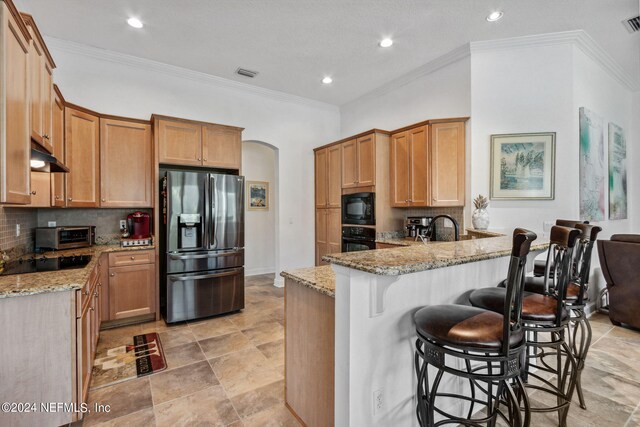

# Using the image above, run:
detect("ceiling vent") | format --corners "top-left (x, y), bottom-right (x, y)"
top-left (236, 68), bottom-right (258, 78)
top-left (622, 16), bottom-right (640, 33)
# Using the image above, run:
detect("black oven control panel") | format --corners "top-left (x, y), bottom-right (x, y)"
top-left (342, 226), bottom-right (376, 240)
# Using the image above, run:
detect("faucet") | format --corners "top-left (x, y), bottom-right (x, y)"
top-left (426, 215), bottom-right (460, 242)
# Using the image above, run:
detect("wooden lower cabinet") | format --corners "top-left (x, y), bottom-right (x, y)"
top-left (108, 262), bottom-right (155, 320)
top-left (315, 208), bottom-right (341, 266)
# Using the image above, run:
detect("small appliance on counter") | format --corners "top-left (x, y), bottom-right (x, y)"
top-left (120, 211), bottom-right (153, 247)
top-left (405, 216), bottom-right (436, 240)
top-left (35, 226), bottom-right (96, 251)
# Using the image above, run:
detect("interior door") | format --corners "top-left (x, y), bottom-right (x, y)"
top-left (209, 174), bottom-right (244, 250)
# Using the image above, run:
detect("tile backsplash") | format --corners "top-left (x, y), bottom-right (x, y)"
top-left (0, 207), bottom-right (38, 257)
top-left (390, 206), bottom-right (465, 241)
top-left (37, 208), bottom-right (153, 245)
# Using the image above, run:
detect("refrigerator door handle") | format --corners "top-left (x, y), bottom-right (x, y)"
top-left (203, 174), bottom-right (210, 248)
top-left (209, 174), bottom-right (216, 249)
top-left (169, 250), bottom-right (242, 260)
top-left (169, 267), bottom-right (243, 282)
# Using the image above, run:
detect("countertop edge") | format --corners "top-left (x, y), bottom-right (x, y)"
top-left (280, 268), bottom-right (336, 298)
top-left (322, 240), bottom-right (549, 276)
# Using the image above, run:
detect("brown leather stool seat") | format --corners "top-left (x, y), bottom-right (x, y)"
top-left (499, 276), bottom-right (586, 301)
top-left (415, 305), bottom-right (525, 350)
top-left (469, 287), bottom-right (569, 323)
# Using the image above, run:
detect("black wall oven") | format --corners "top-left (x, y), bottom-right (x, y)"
top-left (342, 192), bottom-right (375, 225)
top-left (342, 227), bottom-right (376, 252)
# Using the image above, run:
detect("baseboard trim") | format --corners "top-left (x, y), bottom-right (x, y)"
top-left (274, 277), bottom-right (285, 288)
top-left (245, 267), bottom-right (276, 276)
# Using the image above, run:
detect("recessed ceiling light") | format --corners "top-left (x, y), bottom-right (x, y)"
top-left (379, 38), bottom-right (393, 48)
top-left (322, 76), bottom-right (333, 84)
top-left (127, 17), bottom-right (144, 29)
top-left (486, 11), bottom-right (504, 22)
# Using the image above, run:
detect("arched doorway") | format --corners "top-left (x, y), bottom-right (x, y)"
top-left (242, 140), bottom-right (280, 286)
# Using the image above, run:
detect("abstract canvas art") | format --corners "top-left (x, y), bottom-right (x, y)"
top-left (579, 107), bottom-right (605, 221)
top-left (490, 133), bottom-right (555, 200)
top-left (608, 122), bottom-right (627, 220)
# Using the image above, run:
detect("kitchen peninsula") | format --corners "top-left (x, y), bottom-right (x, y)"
top-left (282, 234), bottom-right (549, 427)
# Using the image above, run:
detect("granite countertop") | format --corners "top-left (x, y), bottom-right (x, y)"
top-left (465, 229), bottom-right (506, 238)
top-left (375, 237), bottom-right (425, 247)
top-left (323, 235), bottom-right (549, 276)
top-left (280, 265), bottom-right (336, 298)
top-left (0, 244), bottom-right (156, 299)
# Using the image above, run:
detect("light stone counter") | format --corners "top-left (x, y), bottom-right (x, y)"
top-left (0, 244), bottom-right (155, 299)
top-left (325, 235), bottom-right (548, 276)
top-left (280, 265), bottom-right (335, 298)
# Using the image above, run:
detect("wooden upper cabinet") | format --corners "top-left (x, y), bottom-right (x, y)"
top-left (158, 119), bottom-right (202, 166)
top-left (390, 131), bottom-right (410, 207)
top-left (100, 118), bottom-right (152, 207)
top-left (0, 2), bottom-right (31, 204)
top-left (51, 87), bottom-right (65, 206)
top-left (65, 107), bottom-right (100, 207)
top-left (341, 134), bottom-right (375, 189)
top-left (356, 134), bottom-right (375, 186)
top-left (408, 126), bottom-right (430, 207)
top-left (390, 121), bottom-right (466, 208)
top-left (202, 124), bottom-right (242, 170)
top-left (341, 139), bottom-right (357, 188)
top-left (314, 148), bottom-right (327, 208)
top-left (326, 144), bottom-right (341, 208)
top-left (22, 13), bottom-right (55, 154)
top-left (27, 171), bottom-right (50, 207)
top-left (431, 121), bottom-right (465, 206)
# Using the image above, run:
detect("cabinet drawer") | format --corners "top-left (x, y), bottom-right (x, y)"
top-left (108, 250), bottom-right (154, 267)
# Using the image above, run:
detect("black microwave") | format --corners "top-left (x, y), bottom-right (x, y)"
top-left (342, 192), bottom-right (375, 225)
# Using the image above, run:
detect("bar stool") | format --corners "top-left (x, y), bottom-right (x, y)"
top-left (470, 226), bottom-right (581, 427)
top-left (414, 228), bottom-right (537, 426)
top-left (520, 224), bottom-right (601, 410)
top-left (532, 220), bottom-right (588, 277)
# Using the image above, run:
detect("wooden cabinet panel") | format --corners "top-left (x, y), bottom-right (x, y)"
top-left (326, 208), bottom-right (341, 255)
top-left (41, 64), bottom-right (53, 153)
top-left (28, 171), bottom-right (50, 207)
top-left (431, 122), bottom-right (465, 206)
top-left (341, 139), bottom-right (357, 188)
top-left (0, 4), bottom-right (31, 204)
top-left (108, 249), bottom-right (154, 267)
top-left (327, 144), bottom-right (341, 208)
top-left (51, 89), bottom-right (65, 206)
top-left (78, 303), bottom-right (91, 405)
top-left (158, 119), bottom-right (202, 166)
top-left (108, 263), bottom-right (155, 320)
top-left (314, 148), bottom-right (327, 208)
top-left (408, 126), bottom-right (430, 207)
top-left (99, 254), bottom-right (109, 322)
top-left (315, 209), bottom-right (327, 266)
top-left (65, 107), bottom-right (100, 207)
top-left (28, 37), bottom-right (43, 142)
top-left (202, 124), bottom-right (241, 170)
top-left (100, 118), bottom-right (152, 207)
top-left (356, 134), bottom-right (375, 186)
top-left (390, 132), bottom-right (410, 207)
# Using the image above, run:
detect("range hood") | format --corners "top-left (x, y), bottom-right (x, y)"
top-left (30, 147), bottom-right (69, 173)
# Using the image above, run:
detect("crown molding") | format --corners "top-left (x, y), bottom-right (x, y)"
top-left (341, 43), bottom-right (471, 108)
top-left (44, 36), bottom-right (339, 112)
top-left (470, 30), bottom-right (640, 92)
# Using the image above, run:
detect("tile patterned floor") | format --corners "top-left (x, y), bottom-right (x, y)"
top-left (83, 275), bottom-right (640, 427)
top-left (83, 273), bottom-right (299, 427)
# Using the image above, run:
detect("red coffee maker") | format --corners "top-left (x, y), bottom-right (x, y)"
top-left (127, 211), bottom-right (151, 239)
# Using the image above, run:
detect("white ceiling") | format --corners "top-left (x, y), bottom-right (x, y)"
top-left (15, 0), bottom-right (640, 105)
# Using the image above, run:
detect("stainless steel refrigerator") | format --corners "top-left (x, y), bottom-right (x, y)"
top-left (160, 170), bottom-right (245, 323)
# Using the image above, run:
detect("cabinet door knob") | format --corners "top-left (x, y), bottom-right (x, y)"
top-left (203, 158), bottom-right (207, 161)
top-left (55, 195), bottom-right (60, 200)
top-left (110, 273), bottom-right (115, 277)
top-left (101, 198), bottom-right (106, 202)
top-left (197, 157), bottom-right (201, 161)
top-left (43, 134), bottom-right (50, 140)
top-left (31, 191), bottom-right (37, 195)
top-left (94, 292), bottom-right (98, 297)
top-left (84, 290), bottom-right (90, 295)
top-left (90, 307), bottom-right (95, 311)
top-left (68, 197), bottom-right (73, 201)
top-left (130, 256), bottom-right (135, 260)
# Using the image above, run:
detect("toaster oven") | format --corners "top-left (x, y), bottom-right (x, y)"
top-left (35, 226), bottom-right (96, 251)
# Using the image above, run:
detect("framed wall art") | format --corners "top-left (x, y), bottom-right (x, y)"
top-left (247, 181), bottom-right (269, 210)
top-left (579, 107), bottom-right (605, 221)
top-left (490, 132), bottom-right (556, 200)
top-left (608, 122), bottom-right (627, 220)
